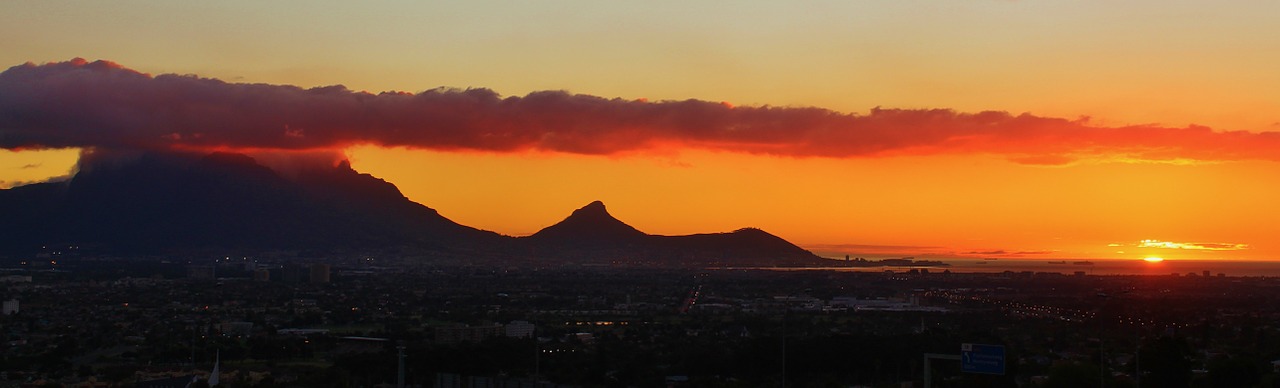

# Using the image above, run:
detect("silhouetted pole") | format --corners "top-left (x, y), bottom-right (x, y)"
top-left (534, 327), bottom-right (541, 382)
top-left (1097, 293), bottom-right (1109, 388)
top-left (397, 344), bottom-right (406, 388)
top-left (922, 353), bottom-right (960, 388)
top-left (1135, 342), bottom-right (1141, 388)
top-left (781, 309), bottom-right (787, 388)
top-left (1134, 313), bottom-right (1142, 388)
top-left (923, 354), bottom-right (930, 388)
top-left (190, 326), bottom-right (197, 369)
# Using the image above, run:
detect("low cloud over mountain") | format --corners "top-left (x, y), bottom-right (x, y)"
top-left (4, 59), bottom-right (1278, 165)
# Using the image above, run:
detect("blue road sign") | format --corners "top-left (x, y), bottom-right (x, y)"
top-left (961, 343), bottom-right (1005, 375)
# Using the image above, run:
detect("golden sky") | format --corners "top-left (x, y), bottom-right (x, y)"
top-left (2, 1), bottom-right (1278, 261)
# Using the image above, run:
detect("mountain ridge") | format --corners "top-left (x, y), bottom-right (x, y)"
top-left (0, 151), bottom-right (823, 266)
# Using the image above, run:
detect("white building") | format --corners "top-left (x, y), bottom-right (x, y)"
top-left (2, 299), bottom-right (17, 315)
top-left (0, 275), bottom-right (31, 283)
top-left (505, 320), bottom-right (535, 338)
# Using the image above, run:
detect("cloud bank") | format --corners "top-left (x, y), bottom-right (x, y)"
top-left (3, 58), bottom-right (1279, 164)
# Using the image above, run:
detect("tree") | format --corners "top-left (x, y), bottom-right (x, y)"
top-left (1139, 336), bottom-right (1192, 388)
top-left (1044, 362), bottom-right (1100, 388)
top-left (1206, 355), bottom-right (1262, 388)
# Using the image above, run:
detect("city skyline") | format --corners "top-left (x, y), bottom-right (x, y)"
top-left (4, 2), bottom-right (1280, 261)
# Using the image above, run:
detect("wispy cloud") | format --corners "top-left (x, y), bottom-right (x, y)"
top-left (804, 243), bottom-right (951, 258)
top-left (4, 59), bottom-right (1280, 165)
top-left (1138, 239), bottom-right (1249, 251)
top-left (964, 250), bottom-right (1054, 255)
top-left (807, 244), bottom-right (1057, 258)
top-left (807, 243), bottom-right (945, 252)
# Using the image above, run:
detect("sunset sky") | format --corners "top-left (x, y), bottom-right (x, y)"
top-left (3, 1), bottom-right (1279, 261)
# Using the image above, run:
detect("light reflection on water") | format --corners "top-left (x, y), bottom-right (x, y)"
top-left (761, 259), bottom-right (1280, 277)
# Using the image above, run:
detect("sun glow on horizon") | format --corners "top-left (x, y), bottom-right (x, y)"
top-left (0, 2), bottom-right (1279, 266)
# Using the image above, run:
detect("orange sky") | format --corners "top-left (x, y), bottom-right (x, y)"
top-left (342, 147), bottom-right (1275, 261)
top-left (2, 2), bottom-right (1279, 261)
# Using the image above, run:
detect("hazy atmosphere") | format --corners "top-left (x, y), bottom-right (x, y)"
top-left (4, 1), bottom-right (1280, 259)
top-left (7, 3), bottom-right (1280, 388)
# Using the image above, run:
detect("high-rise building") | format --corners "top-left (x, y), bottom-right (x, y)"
top-left (2, 299), bottom-right (18, 315)
top-left (282, 265), bottom-right (309, 283)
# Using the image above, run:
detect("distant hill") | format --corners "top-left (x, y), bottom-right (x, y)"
top-left (0, 151), bottom-right (823, 265)
top-left (525, 201), bottom-right (823, 266)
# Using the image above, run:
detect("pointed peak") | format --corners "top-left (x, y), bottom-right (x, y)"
top-left (575, 200), bottom-right (608, 213)
top-left (567, 200), bottom-right (616, 221)
top-left (530, 200), bottom-right (645, 241)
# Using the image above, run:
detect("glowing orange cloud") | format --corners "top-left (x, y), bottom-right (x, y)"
top-left (1137, 239), bottom-right (1249, 251)
top-left (4, 58), bottom-right (1280, 164)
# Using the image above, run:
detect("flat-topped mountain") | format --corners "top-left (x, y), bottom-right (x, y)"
top-left (0, 151), bottom-right (823, 265)
top-left (0, 151), bottom-right (503, 255)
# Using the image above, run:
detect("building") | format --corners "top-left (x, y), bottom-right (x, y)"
top-left (0, 275), bottom-right (32, 283)
top-left (2, 299), bottom-right (17, 315)
top-left (135, 375), bottom-right (197, 388)
top-left (187, 265), bottom-right (215, 279)
top-left (219, 321), bottom-right (253, 336)
top-left (253, 268), bottom-right (271, 282)
top-left (309, 264), bottom-right (331, 284)
top-left (505, 320), bottom-right (535, 338)
top-left (281, 265), bottom-right (309, 283)
top-left (434, 323), bottom-right (503, 343)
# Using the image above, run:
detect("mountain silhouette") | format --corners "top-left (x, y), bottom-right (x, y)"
top-left (0, 151), bottom-right (823, 265)
top-left (528, 201), bottom-right (646, 246)
top-left (0, 151), bottom-right (502, 255)
top-left (526, 201), bottom-right (823, 265)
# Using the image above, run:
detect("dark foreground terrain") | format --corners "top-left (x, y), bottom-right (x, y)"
top-left (3, 257), bottom-right (1280, 387)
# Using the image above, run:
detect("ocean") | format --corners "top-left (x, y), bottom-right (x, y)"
top-left (772, 259), bottom-right (1280, 277)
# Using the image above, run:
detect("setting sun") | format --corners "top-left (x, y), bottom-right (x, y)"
top-left (1143, 257), bottom-right (1165, 263)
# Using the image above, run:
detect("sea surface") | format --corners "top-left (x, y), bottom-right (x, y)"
top-left (752, 259), bottom-right (1280, 277)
